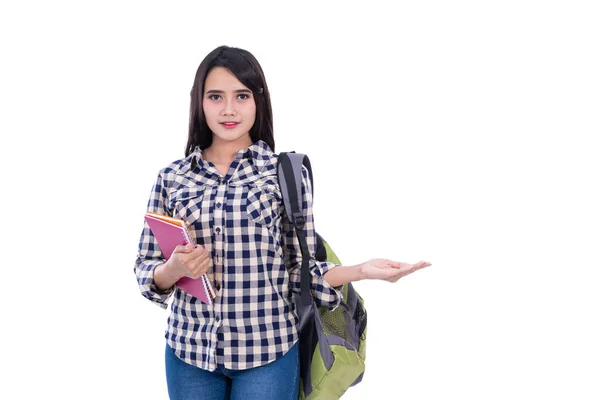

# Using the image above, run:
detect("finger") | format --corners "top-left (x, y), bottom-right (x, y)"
top-left (382, 268), bottom-right (403, 279)
top-left (194, 258), bottom-right (212, 277)
top-left (203, 258), bottom-right (212, 273)
top-left (173, 243), bottom-right (194, 254)
top-left (394, 262), bottom-right (413, 269)
top-left (193, 255), bottom-right (211, 271)
top-left (189, 269), bottom-right (204, 279)
top-left (384, 260), bottom-right (408, 269)
top-left (195, 245), bottom-right (208, 257)
top-left (187, 257), bottom-right (205, 277)
top-left (194, 244), bottom-right (206, 252)
top-left (189, 248), bottom-right (209, 263)
top-left (196, 252), bottom-right (212, 266)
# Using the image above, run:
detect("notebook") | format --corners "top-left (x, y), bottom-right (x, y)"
top-left (144, 212), bottom-right (216, 305)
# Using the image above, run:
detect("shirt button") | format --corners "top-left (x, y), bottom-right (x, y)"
top-left (215, 283), bottom-right (221, 291)
top-left (216, 202), bottom-right (221, 208)
top-left (215, 315), bottom-right (221, 323)
top-left (215, 227), bottom-right (221, 234)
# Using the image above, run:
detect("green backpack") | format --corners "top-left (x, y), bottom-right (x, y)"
top-left (277, 152), bottom-right (367, 400)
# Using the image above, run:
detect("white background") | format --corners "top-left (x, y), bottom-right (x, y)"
top-left (1, 1), bottom-right (599, 399)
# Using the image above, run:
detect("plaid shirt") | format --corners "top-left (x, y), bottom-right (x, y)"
top-left (134, 140), bottom-right (342, 371)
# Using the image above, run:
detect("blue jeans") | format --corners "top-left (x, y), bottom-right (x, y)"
top-left (165, 342), bottom-right (300, 400)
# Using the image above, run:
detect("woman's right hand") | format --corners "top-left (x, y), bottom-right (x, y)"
top-left (165, 243), bottom-right (212, 280)
top-left (153, 243), bottom-right (212, 291)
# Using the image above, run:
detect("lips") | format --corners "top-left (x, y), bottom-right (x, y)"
top-left (220, 122), bottom-right (239, 129)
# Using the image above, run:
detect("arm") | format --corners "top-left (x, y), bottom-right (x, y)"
top-left (282, 167), bottom-right (432, 306)
top-left (133, 171), bottom-right (176, 308)
top-left (135, 171), bottom-right (213, 308)
top-left (323, 259), bottom-right (432, 287)
top-left (282, 166), bottom-right (343, 310)
top-left (322, 264), bottom-right (364, 287)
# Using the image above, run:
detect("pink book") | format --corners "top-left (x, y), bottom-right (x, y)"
top-left (144, 212), bottom-right (215, 305)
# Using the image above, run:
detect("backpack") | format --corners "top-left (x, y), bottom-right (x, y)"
top-left (277, 152), bottom-right (368, 400)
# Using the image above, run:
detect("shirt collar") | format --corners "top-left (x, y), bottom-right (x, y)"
top-left (177, 140), bottom-right (274, 175)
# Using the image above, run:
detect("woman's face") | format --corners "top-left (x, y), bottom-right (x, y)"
top-left (202, 66), bottom-right (256, 146)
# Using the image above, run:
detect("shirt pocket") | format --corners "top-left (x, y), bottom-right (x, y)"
top-left (168, 185), bottom-right (206, 224)
top-left (246, 183), bottom-right (281, 228)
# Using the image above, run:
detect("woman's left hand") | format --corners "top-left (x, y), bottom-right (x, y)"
top-left (359, 259), bottom-right (431, 282)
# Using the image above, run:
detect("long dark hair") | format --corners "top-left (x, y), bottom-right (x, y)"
top-left (186, 46), bottom-right (274, 156)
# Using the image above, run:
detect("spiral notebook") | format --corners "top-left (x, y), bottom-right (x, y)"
top-left (144, 212), bottom-right (215, 305)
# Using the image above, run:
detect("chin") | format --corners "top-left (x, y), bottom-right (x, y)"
top-left (213, 133), bottom-right (251, 144)
top-left (212, 125), bottom-right (246, 137)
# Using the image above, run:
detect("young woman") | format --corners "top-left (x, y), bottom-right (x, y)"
top-left (134, 45), bottom-right (431, 400)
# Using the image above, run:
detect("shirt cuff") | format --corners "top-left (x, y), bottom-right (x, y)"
top-left (141, 260), bottom-right (174, 309)
top-left (314, 264), bottom-right (344, 311)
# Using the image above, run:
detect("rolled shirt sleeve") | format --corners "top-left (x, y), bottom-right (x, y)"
top-left (282, 165), bottom-right (343, 311)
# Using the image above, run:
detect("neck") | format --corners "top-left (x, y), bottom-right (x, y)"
top-left (204, 136), bottom-right (253, 164)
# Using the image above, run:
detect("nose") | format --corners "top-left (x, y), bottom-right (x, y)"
top-left (221, 98), bottom-right (236, 116)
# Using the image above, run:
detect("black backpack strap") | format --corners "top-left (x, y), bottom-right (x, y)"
top-left (277, 152), bottom-right (314, 306)
top-left (278, 152), bottom-right (323, 397)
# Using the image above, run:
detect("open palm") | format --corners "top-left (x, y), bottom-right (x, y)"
top-left (360, 259), bottom-right (431, 283)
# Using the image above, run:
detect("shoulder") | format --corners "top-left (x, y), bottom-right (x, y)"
top-left (273, 151), bottom-right (312, 182)
top-left (154, 156), bottom-right (194, 184)
top-left (254, 148), bottom-right (279, 177)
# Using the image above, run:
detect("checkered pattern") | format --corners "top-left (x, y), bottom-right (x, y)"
top-left (134, 140), bottom-right (342, 371)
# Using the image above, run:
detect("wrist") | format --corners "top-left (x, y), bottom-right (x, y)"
top-left (356, 263), bottom-right (369, 280)
top-left (154, 261), bottom-right (180, 291)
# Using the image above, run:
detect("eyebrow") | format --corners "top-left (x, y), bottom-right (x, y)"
top-left (205, 89), bottom-right (252, 94)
